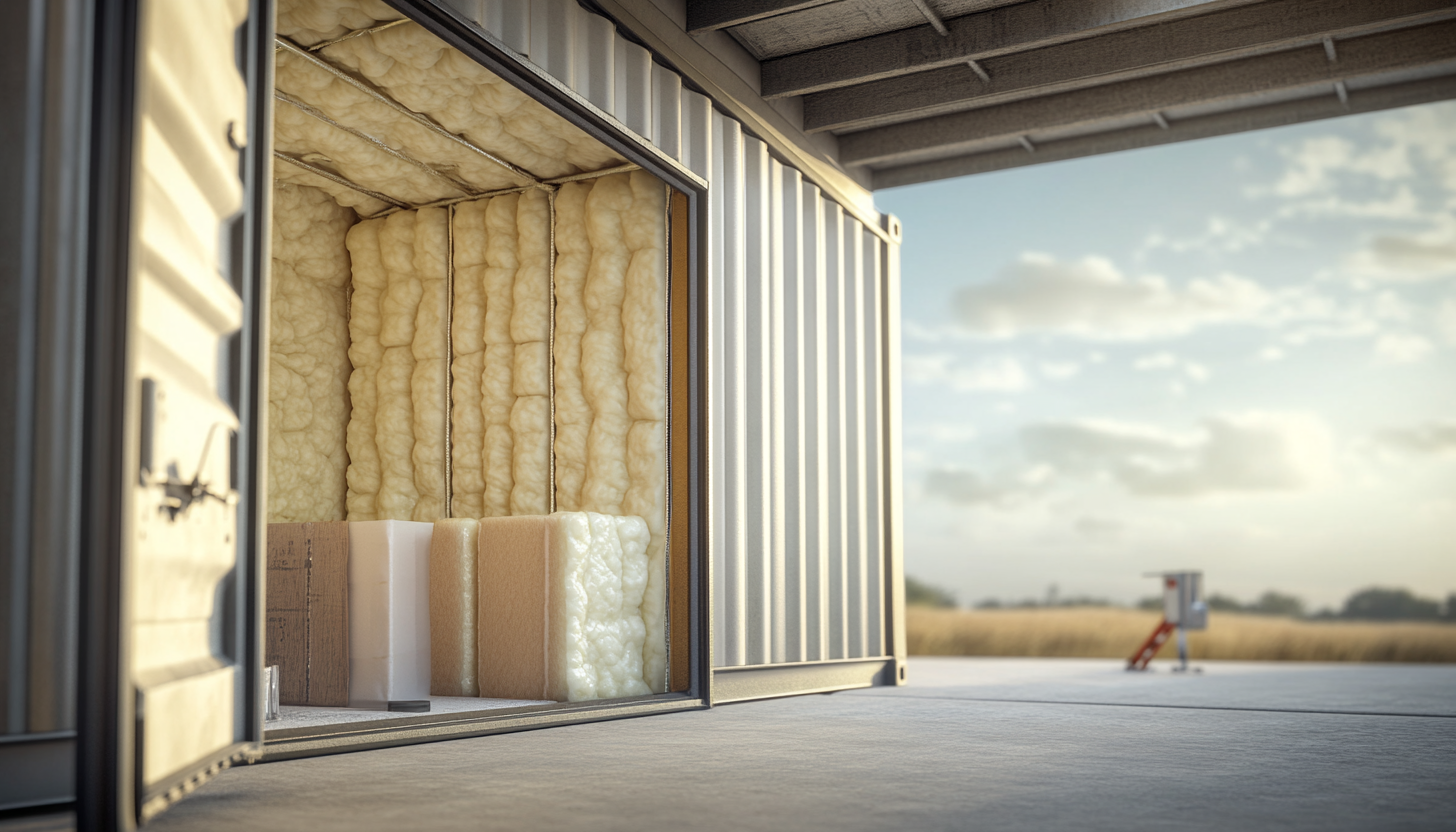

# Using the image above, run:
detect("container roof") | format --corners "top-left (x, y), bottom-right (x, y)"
top-left (686, 0), bottom-right (1456, 189)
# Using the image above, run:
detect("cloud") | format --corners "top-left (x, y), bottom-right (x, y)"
top-left (1132, 352), bottom-right (1210, 381)
top-left (1019, 413), bottom-right (1333, 498)
top-left (904, 353), bottom-right (1030, 393)
top-left (1373, 333), bottom-right (1433, 365)
top-left (1372, 421), bottom-right (1456, 458)
top-left (952, 253), bottom-right (1271, 340)
top-left (1074, 516), bottom-right (1123, 539)
top-left (909, 423), bottom-right (979, 443)
top-left (1346, 218), bottom-right (1456, 281)
top-left (1439, 298), bottom-right (1456, 346)
top-left (1039, 361), bottom-right (1080, 380)
top-left (922, 466), bottom-right (1049, 507)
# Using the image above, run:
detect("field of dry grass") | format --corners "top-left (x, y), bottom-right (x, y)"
top-left (907, 606), bottom-right (1456, 663)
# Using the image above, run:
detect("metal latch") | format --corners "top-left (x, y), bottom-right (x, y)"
top-left (138, 378), bottom-right (239, 521)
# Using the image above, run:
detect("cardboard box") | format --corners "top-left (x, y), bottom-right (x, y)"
top-left (265, 522), bottom-right (350, 706)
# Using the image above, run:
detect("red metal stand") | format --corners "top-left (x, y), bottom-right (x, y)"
top-left (1127, 618), bottom-right (1175, 671)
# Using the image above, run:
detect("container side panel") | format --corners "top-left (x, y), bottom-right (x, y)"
top-left (479, 0), bottom-right (531, 55)
top-left (612, 34), bottom-right (652, 141)
top-left (577, 12), bottom-right (615, 113)
top-left (803, 186), bottom-right (829, 663)
top-left (823, 203), bottom-right (848, 660)
top-left (529, 0), bottom-right (577, 90)
top-left (843, 215), bottom-right (869, 659)
top-left (778, 164), bottom-right (806, 664)
top-left (740, 137), bottom-right (773, 668)
top-left (711, 113), bottom-right (746, 667)
top-left (650, 64), bottom-right (682, 162)
top-left (884, 227), bottom-right (907, 673)
top-left (862, 231), bottom-right (886, 658)
top-left (680, 89), bottom-right (713, 182)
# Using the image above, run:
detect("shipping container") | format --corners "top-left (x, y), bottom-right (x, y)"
top-left (4, 0), bottom-right (1450, 827)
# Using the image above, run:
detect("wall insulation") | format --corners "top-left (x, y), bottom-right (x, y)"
top-left (440, 0), bottom-right (902, 671)
top-left (345, 208), bottom-right (451, 522)
top-left (268, 181), bottom-right (356, 524)
top-left (267, 1), bottom-right (676, 691)
top-left (552, 170), bottom-right (667, 692)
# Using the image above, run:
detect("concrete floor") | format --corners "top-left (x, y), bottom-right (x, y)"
top-left (18, 658), bottom-right (1456, 830)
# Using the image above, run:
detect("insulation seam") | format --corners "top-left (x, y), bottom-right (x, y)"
top-left (368, 165), bottom-right (645, 218)
top-left (307, 18), bottom-right (410, 52)
top-left (661, 182), bottom-right (673, 691)
top-left (544, 164), bottom-right (642, 185)
top-left (275, 89), bottom-right (482, 198)
top-left (446, 202), bottom-right (455, 518)
top-left (273, 150), bottom-right (409, 208)
top-left (548, 189), bottom-right (558, 515)
top-left (275, 35), bottom-right (544, 189)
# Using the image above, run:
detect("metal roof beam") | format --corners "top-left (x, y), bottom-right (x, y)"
top-left (837, 18), bottom-right (1456, 167)
top-left (804, 0), bottom-right (1456, 133)
top-left (872, 72), bottom-right (1456, 188)
top-left (686, 0), bottom-right (841, 34)
top-left (762, 0), bottom-right (1262, 98)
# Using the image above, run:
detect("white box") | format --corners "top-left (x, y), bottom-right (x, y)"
top-left (348, 521), bottom-right (433, 708)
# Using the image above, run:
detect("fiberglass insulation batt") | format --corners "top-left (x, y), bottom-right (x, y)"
top-left (554, 172), bottom-right (668, 692)
top-left (268, 182), bottom-right (355, 523)
top-left (429, 518), bottom-right (478, 697)
top-left (476, 513), bottom-right (651, 702)
top-left (450, 190), bottom-right (553, 519)
top-left (346, 208), bottom-right (450, 522)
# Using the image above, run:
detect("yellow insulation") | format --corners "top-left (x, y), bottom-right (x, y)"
top-left (273, 158), bottom-right (393, 217)
top-left (273, 95), bottom-right (462, 206)
top-left (275, 0), bottom-right (402, 48)
top-left (274, 48), bottom-right (528, 194)
top-left (345, 208), bottom-right (450, 521)
top-left (267, 182), bottom-right (355, 523)
top-left (323, 24), bottom-right (625, 179)
top-left (449, 190), bottom-right (553, 518)
top-left (554, 171), bottom-right (668, 692)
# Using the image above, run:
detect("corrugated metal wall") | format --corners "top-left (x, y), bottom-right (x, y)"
top-left (446, 0), bottom-right (897, 668)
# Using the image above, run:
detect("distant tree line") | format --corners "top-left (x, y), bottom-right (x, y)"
top-left (904, 576), bottom-right (1456, 623)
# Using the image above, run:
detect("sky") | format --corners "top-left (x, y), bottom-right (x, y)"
top-left (874, 100), bottom-right (1456, 611)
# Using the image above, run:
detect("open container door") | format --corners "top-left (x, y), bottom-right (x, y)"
top-left (79, 0), bottom-right (274, 827)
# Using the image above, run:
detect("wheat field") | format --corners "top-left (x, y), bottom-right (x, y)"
top-left (907, 606), bottom-right (1456, 663)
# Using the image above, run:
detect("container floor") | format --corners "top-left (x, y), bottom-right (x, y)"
top-left (269, 695), bottom-right (553, 731)
top-left (12, 657), bottom-right (1455, 831)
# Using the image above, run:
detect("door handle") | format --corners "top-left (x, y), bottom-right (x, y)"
top-left (138, 378), bottom-right (239, 521)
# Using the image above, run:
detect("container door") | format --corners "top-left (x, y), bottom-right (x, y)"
top-left (93, 0), bottom-right (272, 825)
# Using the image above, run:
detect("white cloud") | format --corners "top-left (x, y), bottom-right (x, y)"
top-left (1373, 333), bottom-right (1433, 365)
top-left (910, 423), bottom-right (979, 443)
top-left (1018, 413), bottom-right (1333, 498)
top-left (1039, 361), bottom-right (1080, 379)
top-left (1258, 346), bottom-right (1285, 362)
top-left (1132, 351), bottom-right (1209, 382)
top-left (1346, 218), bottom-right (1456, 281)
top-left (1074, 516), bottom-right (1123, 539)
top-left (1372, 421), bottom-right (1456, 458)
top-left (1438, 298), bottom-right (1456, 346)
top-left (952, 253), bottom-right (1271, 340)
top-left (904, 353), bottom-right (1030, 393)
top-left (1133, 352), bottom-right (1178, 370)
top-left (923, 465), bottom-right (1050, 507)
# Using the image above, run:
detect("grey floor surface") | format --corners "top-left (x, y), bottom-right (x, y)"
top-left (17, 658), bottom-right (1456, 831)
